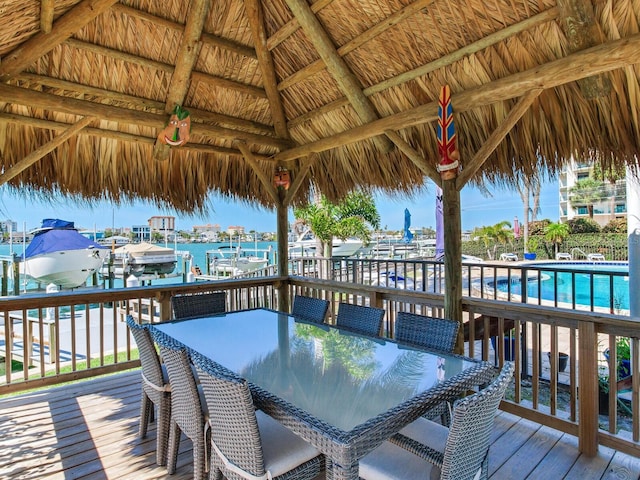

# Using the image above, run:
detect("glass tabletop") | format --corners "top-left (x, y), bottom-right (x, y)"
top-left (153, 308), bottom-right (480, 432)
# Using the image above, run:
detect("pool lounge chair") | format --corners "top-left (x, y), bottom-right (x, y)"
top-left (555, 252), bottom-right (572, 261)
top-left (587, 253), bottom-right (606, 261)
top-left (500, 253), bottom-right (518, 261)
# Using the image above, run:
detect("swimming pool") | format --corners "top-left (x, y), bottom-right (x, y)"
top-left (496, 262), bottom-right (630, 311)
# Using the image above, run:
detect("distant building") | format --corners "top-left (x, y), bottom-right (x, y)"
top-left (193, 223), bottom-right (221, 234)
top-left (0, 220), bottom-right (18, 234)
top-left (559, 158), bottom-right (627, 227)
top-left (148, 216), bottom-right (175, 232)
top-left (132, 225), bottom-right (152, 242)
top-left (227, 225), bottom-right (245, 235)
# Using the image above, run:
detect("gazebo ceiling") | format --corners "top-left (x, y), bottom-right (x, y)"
top-left (0, 0), bottom-right (638, 214)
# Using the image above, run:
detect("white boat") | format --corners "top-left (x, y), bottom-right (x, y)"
top-left (208, 246), bottom-right (269, 275)
top-left (20, 219), bottom-right (110, 288)
top-left (105, 242), bottom-right (177, 277)
top-left (288, 238), bottom-right (364, 258)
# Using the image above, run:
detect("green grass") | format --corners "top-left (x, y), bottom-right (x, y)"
top-left (0, 357), bottom-right (26, 376)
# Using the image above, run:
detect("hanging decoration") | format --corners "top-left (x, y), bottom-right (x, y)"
top-left (436, 85), bottom-right (460, 180)
top-left (157, 105), bottom-right (191, 147)
top-left (273, 167), bottom-right (291, 190)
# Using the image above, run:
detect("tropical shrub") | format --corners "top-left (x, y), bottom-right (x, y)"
top-left (567, 217), bottom-right (600, 234)
top-left (528, 219), bottom-right (551, 236)
top-left (602, 218), bottom-right (627, 233)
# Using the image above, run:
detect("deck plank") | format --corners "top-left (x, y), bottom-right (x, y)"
top-left (1, 371), bottom-right (639, 479)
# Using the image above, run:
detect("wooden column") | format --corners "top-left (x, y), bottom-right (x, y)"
top-left (578, 321), bottom-right (599, 456)
top-left (442, 179), bottom-right (463, 352)
top-left (276, 196), bottom-right (289, 313)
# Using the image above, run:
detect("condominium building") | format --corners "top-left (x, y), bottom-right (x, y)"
top-left (559, 159), bottom-right (627, 227)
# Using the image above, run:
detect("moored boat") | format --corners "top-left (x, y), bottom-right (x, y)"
top-left (104, 242), bottom-right (178, 277)
top-left (21, 219), bottom-right (109, 288)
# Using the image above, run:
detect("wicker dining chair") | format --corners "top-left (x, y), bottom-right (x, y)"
top-left (335, 302), bottom-right (385, 336)
top-left (395, 311), bottom-right (459, 352)
top-left (171, 291), bottom-right (226, 320)
top-left (291, 295), bottom-right (330, 324)
top-left (192, 352), bottom-right (324, 480)
top-left (155, 338), bottom-right (210, 480)
top-left (125, 316), bottom-right (171, 466)
top-left (360, 362), bottom-right (515, 480)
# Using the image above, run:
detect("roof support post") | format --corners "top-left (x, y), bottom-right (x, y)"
top-left (442, 179), bottom-right (463, 350)
top-left (276, 195), bottom-right (289, 313)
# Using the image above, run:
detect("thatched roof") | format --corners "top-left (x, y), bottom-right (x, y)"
top-left (0, 0), bottom-right (639, 214)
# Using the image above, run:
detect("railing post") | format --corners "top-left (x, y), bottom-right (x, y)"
top-left (578, 320), bottom-right (598, 456)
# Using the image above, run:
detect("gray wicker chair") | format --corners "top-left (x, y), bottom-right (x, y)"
top-left (291, 295), bottom-right (329, 324)
top-left (156, 339), bottom-right (210, 480)
top-left (360, 362), bottom-right (515, 480)
top-left (171, 291), bottom-right (226, 320)
top-left (125, 315), bottom-right (171, 466)
top-left (395, 311), bottom-right (459, 352)
top-left (335, 302), bottom-right (385, 336)
top-left (192, 352), bottom-right (324, 480)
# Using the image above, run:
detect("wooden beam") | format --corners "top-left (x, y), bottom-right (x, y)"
top-left (442, 180), bottom-right (462, 330)
top-left (164, 0), bottom-right (212, 112)
top-left (244, 0), bottom-right (290, 139)
top-left (0, 116), bottom-right (94, 187)
top-left (16, 72), bottom-right (276, 135)
top-left (0, 112), bottom-right (270, 159)
top-left (0, 83), bottom-right (293, 150)
top-left (190, 72), bottom-right (267, 99)
top-left (384, 130), bottom-right (440, 186)
top-left (236, 141), bottom-right (280, 204)
top-left (557, 0), bottom-right (610, 98)
top-left (287, 8), bottom-right (558, 127)
top-left (267, 0), bottom-right (335, 50)
top-left (284, 158), bottom-right (315, 206)
top-left (274, 33), bottom-right (640, 162)
top-left (279, 0), bottom-right (436, 91)
top-left (112, 3), bottom-right (257, 60)
top-left (285, 0), bottom-right (394, 153)
top-left (40, 0), bottom-right (55, 34)
top-left (455, 89), bottom-right (542, 189)
top-left (0, 0), bottom-right (120, 82)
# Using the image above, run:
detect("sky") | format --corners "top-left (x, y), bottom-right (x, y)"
top-left (0, 178), bottom-right (560, 233)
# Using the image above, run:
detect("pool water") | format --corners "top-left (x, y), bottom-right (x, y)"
top-left (499, 262), bottom-right (630, 311)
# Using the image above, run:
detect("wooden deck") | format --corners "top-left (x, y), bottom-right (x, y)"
top-left (1, 371), bottom-right (639, 480)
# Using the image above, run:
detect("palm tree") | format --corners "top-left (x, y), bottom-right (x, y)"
top-left (544, 222), bottom-right (570, 256)
top-left (294, 191), bottom-right (380, 258)
top-left (570, 177), bottom-right (607, 218)
top-left (593, 160), bottom-right (626, 221)
top-left (473, 221), bottom-right (513, 260)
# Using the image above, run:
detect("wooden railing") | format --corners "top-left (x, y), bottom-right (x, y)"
top-left (0, 273), bottom-right (638, 458)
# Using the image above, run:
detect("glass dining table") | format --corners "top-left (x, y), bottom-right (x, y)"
top-left (149, 308), bottom-right (495, 480)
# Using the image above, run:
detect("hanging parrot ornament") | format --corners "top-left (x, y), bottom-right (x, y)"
top-left (436, 85), bottom-right (460, 180)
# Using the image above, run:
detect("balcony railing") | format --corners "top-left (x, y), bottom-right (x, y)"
top-left (0, 267), bottom-right (638, 458)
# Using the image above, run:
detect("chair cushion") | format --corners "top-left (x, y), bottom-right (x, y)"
top-left (257, 411), bottom-right (320, 477)
top-left (360, 440), bottom-right (439, 480)
top-left (399, 416), bottom-right (449, 452)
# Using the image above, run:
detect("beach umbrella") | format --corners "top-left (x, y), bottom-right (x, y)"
top-left (403, 209), bottom-right (414, 244)
top-left (513, 217), bottom-right (521, 239)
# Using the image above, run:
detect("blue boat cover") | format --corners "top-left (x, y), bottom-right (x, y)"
top-left (23, 219), bottom-right (107, 260)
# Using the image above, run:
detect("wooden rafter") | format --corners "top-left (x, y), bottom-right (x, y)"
top-left (0, 0), bottom-right (120, 82)
top-left (0, 112), bottom-right (271, 160)
top-left (278, 0), bottom-right (437, 92)
top-left (112, 3), bottom-right (257, 60)
top-left (63, 39), bottom-right (267, 99)
top-left (267, 0), bottom-right (335, 50)
top-left (0, 116), bottom-right (95, 187)
top-left (236, 142), bottom-right (279, 204)
top-left (0, 83), bottom-right (293, 150)
top-left (274, 33), bottom-right (640, 162)
top-left (16, 73), bottom-right (275, 136)
top-left (455, 89), bottom-right (542, 189)
top-left (163, 0), bottom-right (211, 112)
top-left (285, 0), bottom-right (394, 153)
top-left (244, 0), bottom-right (290, 140)
top-left (287, 8), bottom-right (558, 128)
top-left (40, 0), bottom-right (54, 34)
